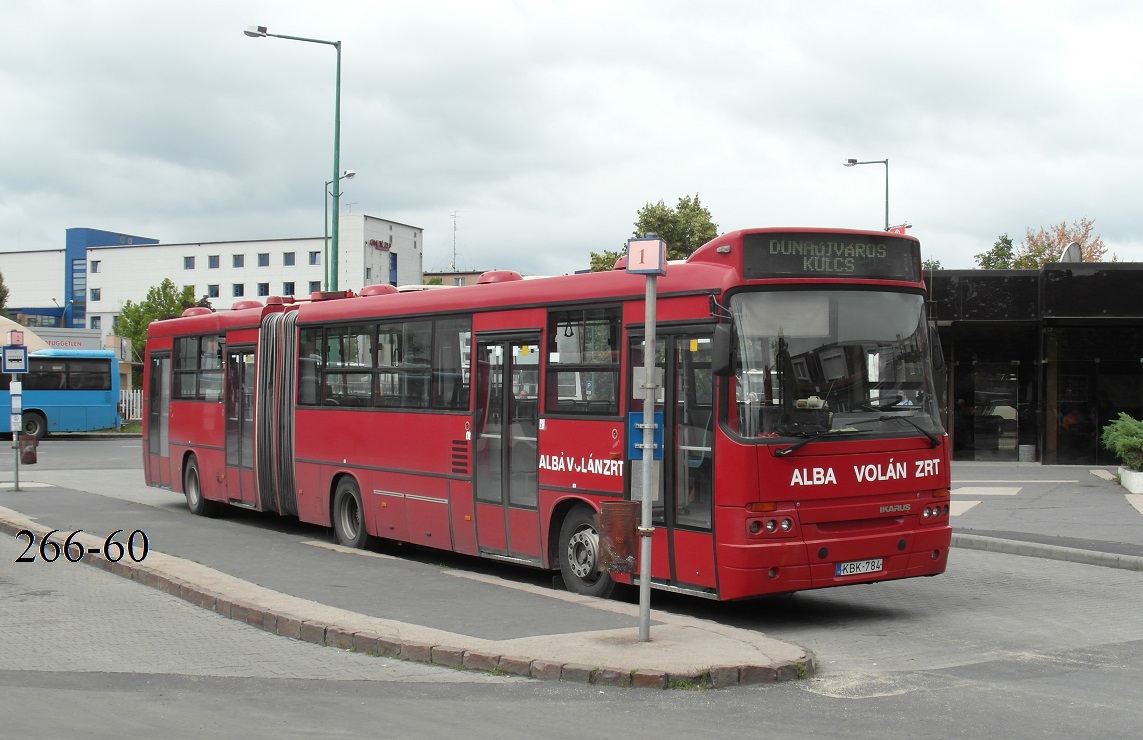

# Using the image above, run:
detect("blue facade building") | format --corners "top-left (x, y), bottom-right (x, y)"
top-left (63, 228), bottom-right (158, 327)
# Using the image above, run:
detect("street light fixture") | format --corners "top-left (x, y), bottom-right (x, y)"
top-left (324, 170), bottom-right (356, 291)
top-left (51, 298), bottom-right (74, 328)
top-left (245, 25), bottom-right (347, 290)
top-left (844, 157), bottom-right (890, 231)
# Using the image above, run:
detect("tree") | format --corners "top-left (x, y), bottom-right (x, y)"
top-left (589, 249), bottom-right (624, 273)
top-left (1012, 217), bottom-right (1111, 268)
top-left (117, 279), bottom-right (200, 373)
top-left (0, 270), bottom-right (9, 318)
top-left (922, 258), bottom-right (943, 271)
top-left (590, 194), bottom-right (719, 271)
top-left (974, 233), bottom-right (1015, 269)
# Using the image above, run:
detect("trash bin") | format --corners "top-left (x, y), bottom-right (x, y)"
top-left (597, 500), bottom-right (640, 574)
top-left (19, 434), bottom-right (37, 465)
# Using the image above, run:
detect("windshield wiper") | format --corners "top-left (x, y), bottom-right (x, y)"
top-left (773, 414), bottom-right (940, 457)
top-left (880, 414), bottom-right (941, 448)
top-left (773, 428), bottom-right (862, 457)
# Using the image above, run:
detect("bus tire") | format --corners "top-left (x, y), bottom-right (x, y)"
top-left (332, 477), bottom-right (370, 549)
top-left (558, 505), bottom-right (615, 599)
top-left (183, 456), bottom-right (218, 518)
top-left (22, 412), bottom-right (48, 440)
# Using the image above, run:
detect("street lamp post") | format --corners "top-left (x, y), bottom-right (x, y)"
top-left (245, 25), bottom-right (346, 290)
top-left (844, 157), bottom-right (889, 231)
top-left (51, 298), bottom-right (73, 328)
top-left (324, 170), bottom-right (356, 291)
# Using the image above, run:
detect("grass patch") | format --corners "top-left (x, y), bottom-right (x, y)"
top-left (666, 674), bottom-right (710, 691)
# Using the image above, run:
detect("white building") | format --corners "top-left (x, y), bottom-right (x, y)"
top-left (0, 248), bottom-right (66, 324)
top-left (1, 214), bottom-right (424, 340)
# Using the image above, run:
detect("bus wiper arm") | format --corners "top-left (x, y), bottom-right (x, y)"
top-left (880, 414), bottom-right (941, 448)
top-left (774, 428), bottom-right (859, 457)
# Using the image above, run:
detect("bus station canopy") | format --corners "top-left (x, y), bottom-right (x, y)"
top-left (0, 316), bottom-right (50, 352)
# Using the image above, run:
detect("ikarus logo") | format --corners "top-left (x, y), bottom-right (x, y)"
top-left (879, 504), bottom-right (911, 513)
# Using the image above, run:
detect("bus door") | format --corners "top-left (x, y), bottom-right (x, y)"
top-left (225, 348), bottom-right (257, 506)
top-left (473, 334), bottom-right (542, 563)
top-left (145, 352), bottom-right (172, 487)
top-left (630, 330), bottom-right (717, 592)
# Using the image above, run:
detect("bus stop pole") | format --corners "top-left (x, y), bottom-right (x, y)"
top-left (638, 274), bottom-right (657, 641)
top-left (4, 337), bottom-right (28, 491)
top-left (10, 373), bottom-right (19, 492)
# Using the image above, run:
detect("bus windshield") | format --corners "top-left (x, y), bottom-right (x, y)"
top-left (729, 289), bottom-right (943, 440)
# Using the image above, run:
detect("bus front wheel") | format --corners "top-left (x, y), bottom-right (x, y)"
top-left (21, 412), bottom-right (47, 440)
top-left (558, 506), bottom-right (616, 599)
top-left (332, 477), bottom-right (370, 549)
top-left (183, 456), bottom-right (218, 517)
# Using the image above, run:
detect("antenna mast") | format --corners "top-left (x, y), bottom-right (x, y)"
top-left (450, 211), bottom-right (459, 271)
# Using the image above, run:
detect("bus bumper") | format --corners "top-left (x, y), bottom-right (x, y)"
top-left (717, 525), bottom-right (951, 600)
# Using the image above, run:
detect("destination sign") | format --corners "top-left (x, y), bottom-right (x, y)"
top-left (742, 232), bottom-right (921, 282)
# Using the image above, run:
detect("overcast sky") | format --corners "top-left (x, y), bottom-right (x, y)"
top-left (2, 0), bottom-right (1142, 277)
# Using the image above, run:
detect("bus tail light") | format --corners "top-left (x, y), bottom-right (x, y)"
top-left (920, 495), bottom-right (950, 524)
top-left (747, 515), bottom-right (797, 539)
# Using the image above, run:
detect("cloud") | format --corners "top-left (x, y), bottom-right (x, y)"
top-left (3, 0), bottom-right (1143, 274)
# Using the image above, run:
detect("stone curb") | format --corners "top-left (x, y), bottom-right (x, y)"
top-left (0, 516), bottom-right (815, 689)
top-left (952, 533), bottom-right (1143, 571)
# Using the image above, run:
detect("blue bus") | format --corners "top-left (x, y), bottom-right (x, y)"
top-left (0, 349), bottom-right (121, 438)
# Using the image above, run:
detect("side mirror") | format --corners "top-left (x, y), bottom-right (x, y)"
top-left (711, 323), bottom-right (734, 377)
top-left (929, 323), bottom-right (948, 406)
top-left (928, 324), bottom-right (945, 372)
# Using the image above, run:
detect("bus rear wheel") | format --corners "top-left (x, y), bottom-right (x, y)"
top-left (558, 506), bottom-right (615, 599)
top-left (184, 456), bottom-right (218, 517)
top-left (21, 412), bottom-right (47, 440)
top-left (332, 477), bottom-right (370, 549)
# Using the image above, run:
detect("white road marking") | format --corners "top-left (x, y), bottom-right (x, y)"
top-left (954, 480), bottom-right (1077, 484)
top-left (1127, 494), bottom-right (1143, 518)
top-left (950, 500), bottom-right (980, 516)
top-left (302, 540), bottom-right (400, 560)
top-left (952, 487), bottom-right (1021, 496)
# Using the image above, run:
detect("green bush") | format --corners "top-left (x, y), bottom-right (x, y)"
top-left (1101, 412), bottom-right (1143, 471)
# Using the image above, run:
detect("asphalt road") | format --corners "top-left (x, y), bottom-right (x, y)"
top-left (2, 437), bottom-right (1141, 738)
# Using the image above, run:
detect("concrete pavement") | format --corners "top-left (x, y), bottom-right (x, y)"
top-left (3, 460), bottom-right (1141, 689)
top-left (0, 467), bottom-right (812, 690)
top-left (948, 462), bottom-right (1143, 569)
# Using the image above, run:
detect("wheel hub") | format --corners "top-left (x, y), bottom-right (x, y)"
top-left (567, 527), bottom-right (598, 579)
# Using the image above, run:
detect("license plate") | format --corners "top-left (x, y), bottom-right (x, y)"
top-left (836, 558), bottom-right (883, 577)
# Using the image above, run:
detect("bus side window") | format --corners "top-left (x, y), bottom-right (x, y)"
top-left (545, 306), bottom-right (621, 417)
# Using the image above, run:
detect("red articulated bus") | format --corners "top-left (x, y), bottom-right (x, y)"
top-left (143, 227), bottom-right (951, 601)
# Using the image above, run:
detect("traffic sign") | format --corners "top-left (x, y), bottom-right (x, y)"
top-left (626, 235), bottom-right (667, 276)
top-left (3, 345), bottom-right (28, 374)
